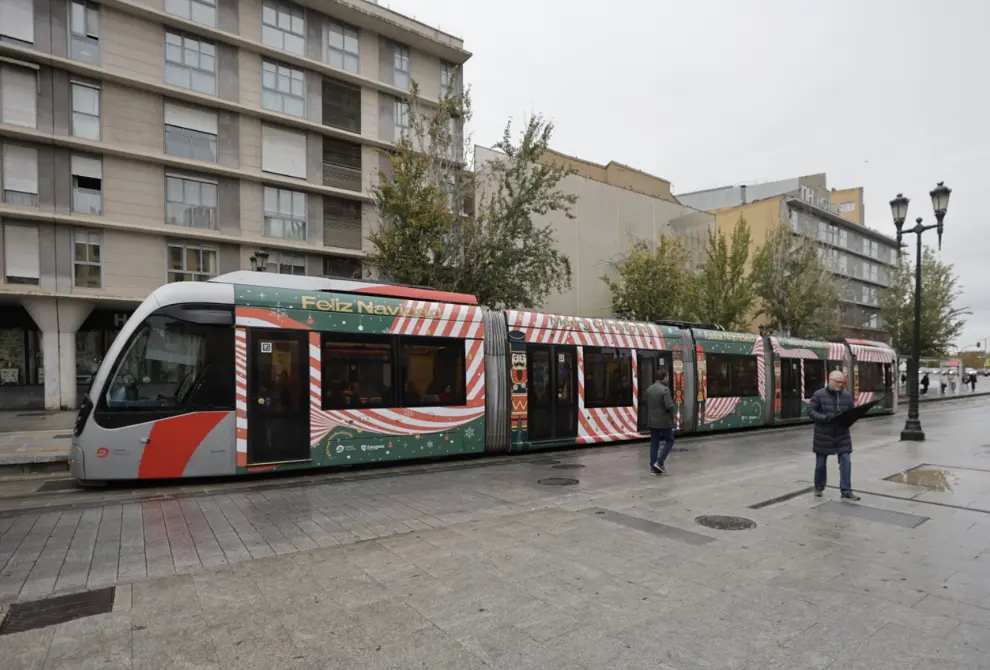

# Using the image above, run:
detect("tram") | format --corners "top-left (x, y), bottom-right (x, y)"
top-left (69, 272), bottom-right (896, 483)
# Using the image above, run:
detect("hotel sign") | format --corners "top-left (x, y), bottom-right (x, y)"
top-left (799, 185), bottom-right (843, 217)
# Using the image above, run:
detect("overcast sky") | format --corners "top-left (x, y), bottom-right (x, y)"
top-left (386, 0), bottom-right (989, 351)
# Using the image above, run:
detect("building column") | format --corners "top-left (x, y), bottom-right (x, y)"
top-left (22, 298), bottom-right (93, 410)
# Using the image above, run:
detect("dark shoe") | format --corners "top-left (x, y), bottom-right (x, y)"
top-left (814, 489), bottom-right (823, 497)
top-left (841, 492), bottom-right (861, 501)
top-left (650, 466), bottom-right (661, 476)
top-left (655, 462), bottom-right (667, 474)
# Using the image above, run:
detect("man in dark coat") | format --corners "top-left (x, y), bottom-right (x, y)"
top-left (646, 370), bottom-right (676, 475)
top-left (807, 370), bottom-right (861, 501)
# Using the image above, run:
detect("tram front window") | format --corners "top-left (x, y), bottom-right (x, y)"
top-left (104, 315), bottom-right (233, 411)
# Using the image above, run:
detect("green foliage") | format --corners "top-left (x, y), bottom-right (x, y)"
top-left (367, 80), bottom-right (574, 309)
top-left (750, 224), bottom-right (840, 338)
top-left (602, 235), bottom-right (694, 322)
top-left (692, 216), bottom-right (754, 330)
top-left (879, 247), bottom-right (968, 357)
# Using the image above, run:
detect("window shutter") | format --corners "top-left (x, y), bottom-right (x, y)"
top-left (3, 223), bottom-right (40, 279)
top-left (261, 124), bottom-right (307, 179)
top-left (1, 66), bottom-right (37, 128)
top-left (323, 196), bottom-right (362, 249)
top-left (70, 155), bottom-right (102, 179)
top-left (164, 101), bottom-right (218, 134)
top-left (0, 0), bottom-right (35, 43)
top-left (322, 138), bottom-right (361, 191)
top-left (2, 144), bottom-right (39, 194)
top-left (321, 78), bottom-right (361, 133)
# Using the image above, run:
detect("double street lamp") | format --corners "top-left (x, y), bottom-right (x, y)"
top-left (890, 181), bottom-right (951, 441)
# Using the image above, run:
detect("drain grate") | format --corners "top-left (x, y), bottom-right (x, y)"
top-left (0, 587), bottom-right (115, 635)
top-left (529, 458), bottom-right (561, 465)
top-left (36, 479), bottom-right (79, 493)
top-left (815, 500), bottom-right (929, 528)
top-left (695, 515), bottom-right (757, 531)
top-left (551, 463), bottom-right (585, 470)
top-left (538, 477), bottom-right (579, 487)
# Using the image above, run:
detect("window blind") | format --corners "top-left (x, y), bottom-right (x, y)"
top-left (164, 101), bottom-right (218, 134)
top-left (3, 223), bottom-right (40, 279)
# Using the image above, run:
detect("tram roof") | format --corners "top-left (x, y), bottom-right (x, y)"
top-left (209, 271), bottom-right (479, 305)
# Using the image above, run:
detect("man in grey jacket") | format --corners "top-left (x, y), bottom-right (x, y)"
top-left (646, 371), bottom-right (676, 475)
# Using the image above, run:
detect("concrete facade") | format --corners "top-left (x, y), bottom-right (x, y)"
top-left (474, 146), bottom-right (715, 319)
top-left (677, 174), bottom-right (898, 340)
top-left (0, 0), bottom-right (469, 409)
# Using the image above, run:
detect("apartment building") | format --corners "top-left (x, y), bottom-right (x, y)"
top-left (474, 146), bottom-right (716, 319)
top-left (0, 0), bottom-right (470, 409)
top-left (677, 174), bottom-right (899, 340)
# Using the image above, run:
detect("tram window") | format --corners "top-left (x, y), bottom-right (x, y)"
top-left (399, 337), bottom-right (465, 407)
top-left (583, 347), bottom-right (633, 408)
top-left (706, 353), bottom-right (759, 398)
top-left (321, 335), bottom-right (394, 409)
top-left (804, 359), bottom-right (826, 398)
top-left (103, 315), bottom-right (234, 411)
top-left (858, 362), bottom-right (886, 392)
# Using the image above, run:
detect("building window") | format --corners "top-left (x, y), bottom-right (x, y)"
top-left (263, 186), bottom-right (306, 240)
top-left (839, 229), bottom-right (848, 248)
top-left (440, 62), bottom-right (455, 97)
top-left (706, 353), bottom-right (760, 397)
top-left (167, 243), bottom-right (218, 282)
top-left (70, 82), bottom-right (100, 140)
top-left (262, 60), bottom-right (305, 117)
top-left (164, 0), bottom-right (216, 27)
top-left (166, 175), bottom-right (218, 229)
top-left (73, 229), bottom-right (102, 288)
top-left (0, 0), bottom-right (35, 44)
top-left (323, 256), bottom-right (361, 278)
top-left (261, 0), bottom-right (304, 56)
top-left (323, 196), bottom-right (362, 249)
top-left (321, 78), bottom-right (361, 133)
top-left (273, 251), bottom-right (305, 275)
top-left (322, 137), bottom-right (361, 192)
top-left (321, 334), bottom-right (392, 409)
top-left (326, 21), bottom-right (359, 73)
top-left (392, 43), bottom-right (410, 90)
top-left (164, 101), bottom-right (218, 162)
top-left (69, 1), bottom-right (100, 64)
top-left (839, 202), bottom-right (856, 213)
top-left (2, 222), bottom-right (40, 284)
top-left (399, 337), bottom-right (465, 407)
top-left (261, 124), bottom-right (306, 178)
top-left (1, 142), bottom-right (39, 207)
top-left (71, 154), bottom-right (103, 215)
top-left (583, 347), bottom-right (633, 408)
top-left (0, 64), bottom-right (37, 128)
top-left (866, 312), bottom-right (880, 330)
top-left (165, 31), bottom-right (216, 95)
top-left (393, 99), bottom-right (409, 140)
top-left (837, 253), bottom-right (848, 275)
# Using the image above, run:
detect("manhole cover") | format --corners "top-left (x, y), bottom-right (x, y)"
top-left (36, 479), bottom-right (79, 493)
top-left (529, 458), bottom-right (561, 465)
top-left (538, 477), bottom-right (579, 487)
top-left (551, 463), bottom-right (585, 470)
top-left (695, 515), bottom-right (756, 531)
top-left (0, 587), bottom-right (115, 635)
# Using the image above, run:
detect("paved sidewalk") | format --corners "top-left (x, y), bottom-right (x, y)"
top-left (1, 398), bottom-right (989, 667)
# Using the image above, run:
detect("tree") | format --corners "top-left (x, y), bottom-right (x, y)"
top-left (879, 247), bottom-right (968, 356)
top-left (367, 80), bottom-right (575, 309)
top-left (691, 216), bottom-right (754, 330)
top-left (602, 234), bottom-right (695, 322)
top-left (750, 223), bottom-right (840, 338)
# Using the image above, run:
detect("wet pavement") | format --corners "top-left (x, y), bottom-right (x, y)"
top-left (0, 397), bottom-right (989, 667)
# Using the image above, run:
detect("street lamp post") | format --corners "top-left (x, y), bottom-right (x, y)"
top-left (890, 182), bottom-right (951, 442)
top-left (249, 250), bottom-right (270, 272)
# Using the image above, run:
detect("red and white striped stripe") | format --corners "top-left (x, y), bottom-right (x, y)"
top-left (770, 337), bottom-right (821, 360)
top-left (827, 342), bottom-right (848, 362)
top-left (753, 337), bottom-right (767, 401)
top-left (850, 344), bottom-right (894, 363)
top-left (855, 391), bottom-right (876, 407)
top-left (234, 328), bottom-right (248, 467)
top-left (574, 346), bottom-right (640, 443)
top-left (703, 397), bottom-right (742, 423)
top-left (389, 302), bottom-right (483, 339)
top-left (309, 332), bottom-right (321, 448)
top-left (505, 310), bottom-right (668, 351)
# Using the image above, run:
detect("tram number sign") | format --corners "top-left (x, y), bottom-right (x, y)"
top-left (260, 342), bottom-right (272, 353)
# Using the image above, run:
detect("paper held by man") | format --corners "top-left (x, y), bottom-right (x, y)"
top-left (829, 400), bottom-right (879, 428)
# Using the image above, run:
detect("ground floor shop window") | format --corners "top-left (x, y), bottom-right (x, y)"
top-left (0, 329), bottom-right (42, 386)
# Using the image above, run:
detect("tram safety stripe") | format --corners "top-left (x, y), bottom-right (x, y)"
top-left (138, 411), bottom-right (230, 478)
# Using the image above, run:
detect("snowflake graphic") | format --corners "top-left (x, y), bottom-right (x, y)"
top-left (464, 427), bottom-right (475, 439)
top-left (426, 440), bottom-right (434, 448)
top-left (270, 301), bottom-right (288, 317)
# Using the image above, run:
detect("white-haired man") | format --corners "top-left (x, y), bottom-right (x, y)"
top-left (807, 370), bottom-right (861, 501)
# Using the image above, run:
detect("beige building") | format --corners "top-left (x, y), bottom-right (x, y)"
top-left (677, 174), bottom-right (898, 340)
top-left (474, 145), bottom-right (715, 319)
top-left (0, 0), bottom-right (469, 408)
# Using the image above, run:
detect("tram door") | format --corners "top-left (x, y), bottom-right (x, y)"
top-left (637, 351), bottom-right (674, 431)
top-left (246, 330), bottom-right (311, 464)
top-left (527, 345), bottom-right (578, 441)
top-left (779, 358), bottom-right (802, 420)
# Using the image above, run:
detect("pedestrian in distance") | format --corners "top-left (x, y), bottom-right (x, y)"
top-left (646, 370), bottom-right (676, 475)
top-left (808, 370), bottom-right (861, 501)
